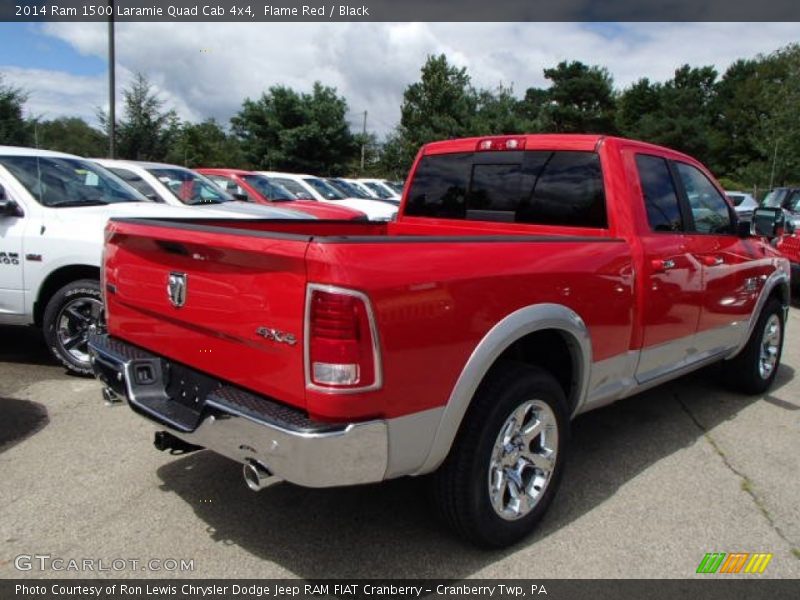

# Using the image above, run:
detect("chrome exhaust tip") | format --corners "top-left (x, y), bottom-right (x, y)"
top-left (102, 387), bottom-right (122, 405)
top-left (243, 460), bottom-right (273, 492)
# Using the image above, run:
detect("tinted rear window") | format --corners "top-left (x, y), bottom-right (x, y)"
top-left (405, 151), bottom-right (606, 228)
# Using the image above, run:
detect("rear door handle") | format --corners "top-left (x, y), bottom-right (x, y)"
top-left (651, 258), bottom-right (676, 272)
top-left (699, 255), bottom-right (724, 267)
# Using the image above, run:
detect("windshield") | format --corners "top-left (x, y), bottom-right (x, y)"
top-left (148, 168), bottom-right (231, 205)
top-left (271, 177), bottom-right (314, 199)
top-left (364, 181), bottom-right (394, 199)
top-left (762, 189), bottom-right (788, 209)
top-left (242, 175), bottom-right (296, 201)
top-left (0, 156), bottom-right (144, 207)
top-left (329, 178), bottom-right (371, 199)
top-left (304, 177), bottom-right (346, 200)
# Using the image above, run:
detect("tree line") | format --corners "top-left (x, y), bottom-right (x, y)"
top-left (1, 42), bottom-right (799, 191)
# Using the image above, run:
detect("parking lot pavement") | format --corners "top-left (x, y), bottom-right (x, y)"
top-left (0, 311), bottom-right (798, 580)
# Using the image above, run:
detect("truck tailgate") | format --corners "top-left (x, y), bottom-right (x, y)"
top-left (103, 219), bottom-right (310, 411)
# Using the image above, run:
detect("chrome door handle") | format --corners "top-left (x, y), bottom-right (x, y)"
top-left (699, 255), bottom-right (724, 267)
top-left (651, 258), bottom-right (676, 272)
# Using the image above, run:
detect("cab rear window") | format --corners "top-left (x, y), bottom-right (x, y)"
top-left (405, 150), bottom-right (607, 228)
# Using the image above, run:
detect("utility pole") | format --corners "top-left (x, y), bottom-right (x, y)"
top-left (768, 139), bottom-right (778, 190)
top-left (360, 110), bottom-right (367, 171)
top-left (108, 0), bottom-right (116, 158)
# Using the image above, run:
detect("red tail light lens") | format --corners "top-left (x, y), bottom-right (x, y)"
top-left (476, 136), bottom-right (527, 152)
top-left (306, 286), bottom-right (380, 390)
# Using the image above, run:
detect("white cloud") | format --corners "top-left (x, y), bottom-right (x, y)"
top-left (5, 22), bottom-right (800, 138)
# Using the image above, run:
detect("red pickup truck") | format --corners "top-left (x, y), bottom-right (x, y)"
top-left (89, 134), bottom-right (790, 547)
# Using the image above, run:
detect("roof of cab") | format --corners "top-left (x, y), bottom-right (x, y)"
top-left (0, 145), bottom-right (80, 158)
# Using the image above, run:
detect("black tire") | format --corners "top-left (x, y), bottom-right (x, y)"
top-left (721, 298), bottom-right (785, 395)
top-left (431, 361), bottom-right (569, 548)
top-left (42, 279), bottom-right (102, 376)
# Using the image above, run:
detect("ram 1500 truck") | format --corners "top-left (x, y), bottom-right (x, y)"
top-left (89, 134), bottom-right (791, 547)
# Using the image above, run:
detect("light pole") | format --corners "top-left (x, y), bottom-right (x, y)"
top-left (108, 0), bottom-right (116, 158)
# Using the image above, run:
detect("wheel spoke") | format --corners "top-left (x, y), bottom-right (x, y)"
top-left (65, 306), bottom-right (90, 324)
top-left (525, 450), bottom-right (555, 473)
top-left (521, 417), bottom-right (544, 445)
top-left (62, 334), bottom-right (84, 350)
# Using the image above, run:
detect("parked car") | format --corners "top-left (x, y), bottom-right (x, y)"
top-left (196, 168), bottom-right (367, 220)
top-left (763, 187), bottom-right (800, 226)
top-left (258, 171), bottom-right (397, 221)
top-left (90, 134), bottom-right (789, 548)
top-left (0, 146), bottom-right (263, 374)
top-left (358, 178), bottom-right (402, 201)
top-left (342, 177), bottom-right (382, 199)
top-left (327, 177), bottom-right (376, 200)
top-left (775, 232), bottom-right (800, 292)
top-left (725, 190), bottom-right (758, 221)
top-left (91, 159), bottom-right (308, 220)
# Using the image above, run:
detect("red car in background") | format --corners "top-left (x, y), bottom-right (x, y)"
top-left (776, 233), bottom-right (800, 292)
top-left (197, 168), bottom-right (367, 220)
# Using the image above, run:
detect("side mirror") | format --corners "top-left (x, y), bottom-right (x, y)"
top-left (232, 192), bottom-right (249, 202)
top-left (0, 185), bottom-right (21, 217)
top-left (752, 207), bottom-right (785, 238)
top-left (736, 219), bottom-right (752, 238)
top-left (786, 219), bottom-right (797, 235)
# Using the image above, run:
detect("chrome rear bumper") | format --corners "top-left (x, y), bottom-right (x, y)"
top-left (88, 333), bottom-right (388, 488)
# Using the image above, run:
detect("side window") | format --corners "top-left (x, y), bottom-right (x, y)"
top-left (674, 162), bottom-right (733, 234)
top-left (635, 154), bottom-right (683, 232)
top-left (785, 191), bottom-right (800, 212)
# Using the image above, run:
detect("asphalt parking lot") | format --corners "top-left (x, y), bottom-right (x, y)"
top-left (1, 309), bottom-right (799, 580)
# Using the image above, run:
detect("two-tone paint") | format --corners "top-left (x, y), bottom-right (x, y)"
top-left (99, 135), bottom-right (790, 483)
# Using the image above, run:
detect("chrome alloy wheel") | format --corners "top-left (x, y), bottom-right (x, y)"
top-left (488, 399), bottom-right (558, 521)
top-left (56, 297), bottom-right (103, 364)
top-left (758, 314), bottom-right (782, 380)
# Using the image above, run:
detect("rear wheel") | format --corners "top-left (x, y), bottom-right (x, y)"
top-left (431, 362), bottom-right (569, 548)
top-left (42, 279), bottom-right (102, 375)
top-left (721, 298), bottom-right (784, 394)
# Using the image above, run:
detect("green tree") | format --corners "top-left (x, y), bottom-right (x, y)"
top-left (107, 73), bottom-right (179, 161)
top-left (0, 74), bottom-right (30, 145)
top-left (379, 54), bottom-right (479, 175)
top-left (30, 117), bottom-right (106, 157)
top-left (472, 85), bottom-right (531, 135)
top-left (538, 61), bottom-right (617, 133)
top-left (753, 44), bottom-right (800, 187)
top-left (231, 82), bottom-right (357, 175)
top-left (165, 118), bottom-right (244, 168)
top-left (616, 65), bottom-right (718, 164)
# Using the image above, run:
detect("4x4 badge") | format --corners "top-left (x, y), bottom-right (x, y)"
top-left (167, 272), bottom-right (187, 308)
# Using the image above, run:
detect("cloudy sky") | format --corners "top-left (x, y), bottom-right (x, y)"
top-left (0, 22), bottom-right (798, 137)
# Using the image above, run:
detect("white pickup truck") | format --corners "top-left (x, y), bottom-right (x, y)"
top-left (0, 146), bottom-right (299, 374)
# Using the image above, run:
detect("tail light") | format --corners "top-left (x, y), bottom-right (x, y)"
top-left (305, 284), bottom-right (382, 392)
top-left (476, 136), bottom-right (526, 151)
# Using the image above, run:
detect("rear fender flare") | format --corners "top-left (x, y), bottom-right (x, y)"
top-left (415, 303), bottom-right (591, 475)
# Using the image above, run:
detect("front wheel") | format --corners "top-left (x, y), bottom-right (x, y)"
top-left (721, 298), bottom-right (785, 395)
top-left (42, 279), bottom-right (103, 376)
top-left (431, 362), bottom-right (569, 548)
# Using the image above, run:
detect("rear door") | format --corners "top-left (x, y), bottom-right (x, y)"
top-left (632, 154), bottom-right (703, 383)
